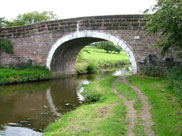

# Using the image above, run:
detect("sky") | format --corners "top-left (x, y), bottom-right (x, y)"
top-left (0, 0), bottom-right (156, 20)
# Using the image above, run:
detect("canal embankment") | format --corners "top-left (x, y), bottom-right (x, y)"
top-left (43, 75), bottom-right (182, 136)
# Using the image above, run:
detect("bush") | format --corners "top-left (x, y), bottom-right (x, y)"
top-left (167, 68), bottom-right (182, 102)
top-left (0, 39), bottom-right (13, 54)
top-left (82, 91), bottom-right (101, 103)
top-left (86, 61), bottom-right (98, 73)
top-left (82, 85), bottom-right (101, 104)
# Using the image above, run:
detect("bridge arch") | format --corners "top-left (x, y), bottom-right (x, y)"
top-left (46, 30), bottom-right (137, 76)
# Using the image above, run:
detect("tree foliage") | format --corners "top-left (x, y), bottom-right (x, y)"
top-left (145, 0), bottom-right (182, 56)
top-left (0, 18), bottom-right (5, 28)
top-left (0, 39), bottom-right (13, 54)
top-left (2, 11), bottom-right (58, 27)
top-left (93, 41), bottom-right (122, 54)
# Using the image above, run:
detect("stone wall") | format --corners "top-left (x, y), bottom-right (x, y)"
top-left (0, 15), bottom-right (181, 75)
top-left (0, 15), bottom-right (145, 39)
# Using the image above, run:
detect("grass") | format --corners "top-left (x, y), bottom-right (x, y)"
top-left (43, 75), bottom-right (182, 136)
top-left (134, 117), bottom-right (146, 136)
top-left (115, 82), bottom-right (142, 111)
top-left (75, 46), bottom-right (129, 74)
top-left (167, 67), bottom-right (182, 103)
top-left (128, 75), bottom-right (182, 136)
top-left (114, 80), bottom-right (144, 135)
top-left (43, 76), bottom-right (128, 136)
top-left (0, 66), bottom-right (51, 85)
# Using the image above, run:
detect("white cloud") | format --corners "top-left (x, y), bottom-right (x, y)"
top-left (0, 0), bottom-right (156, 20)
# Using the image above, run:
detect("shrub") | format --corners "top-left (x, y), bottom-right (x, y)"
top-left (86, 61), bottom-right (98, 73)
top-left (0, 39), bottom-right (13, 54)
top-left (167, 68), bottom-right (182, 102)
top-left (82, 89), bottom-right (101, 104)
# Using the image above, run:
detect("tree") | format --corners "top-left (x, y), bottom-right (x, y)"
top-left (2, 11), bottom-right (58, 27)
top-left (145, 0), bottom-right (182, 56)
top-left (94, 41), bottom-right (122, 54)
top-left (0, 17), bottom-right (5, 28)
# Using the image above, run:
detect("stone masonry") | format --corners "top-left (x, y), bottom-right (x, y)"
top-left (0, 15), bottom-right (181, 76)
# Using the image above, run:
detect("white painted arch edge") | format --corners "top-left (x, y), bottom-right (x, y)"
top-left (46, 30), bottom-right (137, 73)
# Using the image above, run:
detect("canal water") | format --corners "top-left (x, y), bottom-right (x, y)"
top-left (0, 67), bottom-right (130, 136)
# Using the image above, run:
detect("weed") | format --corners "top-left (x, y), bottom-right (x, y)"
top-left (167, 67), bottom-right (182, 102)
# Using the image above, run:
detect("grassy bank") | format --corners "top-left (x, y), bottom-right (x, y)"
top-left (0, 66), bottom-right (51, 85)
top-left (75, 46), bottom-right (129, 74)
top-left (128, 75), bottom-right (182, 136)
top-left (43, 76), bottom-right (127, 136)
top-left (43, 75), bottom-right (182, 136)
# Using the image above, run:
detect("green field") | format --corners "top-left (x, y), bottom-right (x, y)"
top-left (75, 46), bottom-right (129, 74)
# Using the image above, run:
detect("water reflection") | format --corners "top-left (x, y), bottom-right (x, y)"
top-left (46, 88), bottom-right (61, 117)
top-left (0, 126), bottom-right (41, 136)
top-left (113, 67), bottom-right (131, 76)
top-left (0, 66), bottom-right (130, 135)
top-left (0, 77), bottom-right (83, 135)
top-left (76, 80), bottom-right (89, 101)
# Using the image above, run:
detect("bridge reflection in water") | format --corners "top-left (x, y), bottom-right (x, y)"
top-left (0, 67), bottom-right (129, 136)
top-left (0, 75), bottom-right (95, 135)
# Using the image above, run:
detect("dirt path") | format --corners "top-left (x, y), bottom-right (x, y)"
top-left (112, 79), bottom-right (137, 136)
top-left (121, 79), bottom-right (155, 136)
top-left (112, 78), bottom-right (155, 136)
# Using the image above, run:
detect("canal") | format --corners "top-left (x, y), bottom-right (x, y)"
top-left (0, 67), bottom-right (130, 136)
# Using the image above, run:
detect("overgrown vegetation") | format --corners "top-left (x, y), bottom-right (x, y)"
top-left (43, 76), bottom-right (127, 136)
top-left (145, 0), bottom-right (182, 56)
top-left (0, 39), bottom-right (13, 54)
top-left (167, 67), bottom-right (182, 103)
top-left (0, 66), bottom-right (51, 85)
top-left (86, 61), bottom-right (98, 74)
top-left (75, 46), bottom-right (129, 74)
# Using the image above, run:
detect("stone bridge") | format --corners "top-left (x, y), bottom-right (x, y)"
top-left (0, 15), bottom-right (180, 76)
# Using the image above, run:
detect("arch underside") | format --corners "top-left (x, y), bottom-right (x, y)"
top-left (50, 37), bottom-right (105, 76)
top-left (47, 31), bottom-right (137, 77)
